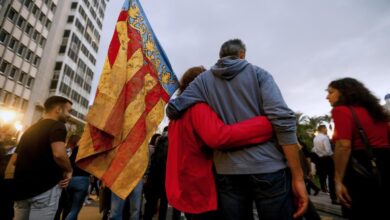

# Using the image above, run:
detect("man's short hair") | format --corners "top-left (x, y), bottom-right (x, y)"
top-left (219, 39), bottom-right (246, 58)
top-left (317, 125), bottom-right (327, 131)
top-left (44, 96), bottom-right (72, 112)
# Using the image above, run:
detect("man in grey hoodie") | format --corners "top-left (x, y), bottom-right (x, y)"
top-left (166, 39), bottom-right (308, 220)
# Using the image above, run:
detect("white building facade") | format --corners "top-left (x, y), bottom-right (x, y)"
top-left (0, 0), bottom-right (109, 131)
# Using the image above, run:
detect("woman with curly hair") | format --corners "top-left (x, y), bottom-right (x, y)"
top-left (326, 77), bottom-right (390, 219)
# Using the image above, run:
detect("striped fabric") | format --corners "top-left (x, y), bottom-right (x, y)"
top-left (76, 0), bottom-right (179, 199)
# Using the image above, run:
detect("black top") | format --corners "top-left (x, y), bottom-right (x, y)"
top-left (147, 134), bottom-right (168, 194)
top-left (14, 119), bottom-right (67, 200)
top-left (0, 143), bottom-right (9, 178)
top-left (69, 146), bottom-right (90, 177)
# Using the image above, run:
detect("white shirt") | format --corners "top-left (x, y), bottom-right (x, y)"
top-left (312, 133), bottom-right (333, 157)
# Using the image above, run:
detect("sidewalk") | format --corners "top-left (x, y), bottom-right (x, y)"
top-left (310, 191), bottom-right (347, 219)
top-left (78, 192), bottom-right (348, 220)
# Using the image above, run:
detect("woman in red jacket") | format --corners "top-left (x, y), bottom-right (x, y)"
top-left (327, 77), bottom-right (390, 219)
top-left (166, 66), bottom-right (273, 220)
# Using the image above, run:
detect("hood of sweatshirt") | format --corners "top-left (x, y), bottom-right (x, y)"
top-left (211, 56), bottom-right (250, 80)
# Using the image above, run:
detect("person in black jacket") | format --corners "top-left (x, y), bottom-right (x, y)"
top-left (0, 127), bottom-right (16, 220)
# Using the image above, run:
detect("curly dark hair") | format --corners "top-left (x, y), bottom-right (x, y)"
top-left (178, 66), bottom-right (206, 94)
top-left (328, 77), bottom-right (389, 122)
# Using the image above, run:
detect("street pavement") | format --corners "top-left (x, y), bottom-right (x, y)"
top-left (78, 191), bottom-right (347, 220)
top-left (309, 191), bottom-right (347, 220)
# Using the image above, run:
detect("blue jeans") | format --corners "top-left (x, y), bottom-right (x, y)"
top-left (110, 180), bottom-right (143, 220)
top-left (65, 176), bottom-right (90, 220)
top-left (216, 169), bottom-right (294, 220)
top-left (14, 185), bottom-right (62, 220)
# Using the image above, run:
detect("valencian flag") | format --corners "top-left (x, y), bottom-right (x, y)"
top-left (76, 0), bottom-right (179, 199)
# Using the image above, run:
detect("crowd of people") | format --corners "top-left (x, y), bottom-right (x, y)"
top-left (0, 38), bottom-right (389, 220)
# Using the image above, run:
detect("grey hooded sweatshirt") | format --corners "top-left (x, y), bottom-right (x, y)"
top-left (167, 57), bottom-right (297, 174)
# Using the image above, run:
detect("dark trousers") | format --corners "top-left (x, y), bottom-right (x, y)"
top-left (54, 189), bottom-right (69, 220)
top-left (303, 200), bottom-right (321, 220)
top-left (344, 149), bottom-right (390, 220)
top-left (0, 179), bottom-right (14, 220)
top-left (305, 178), bottom-right (320, 195)
top-left (143, 190), bottom-right (168, 220)
top-left (316, 156), bottom-right (337, 201)
top-left (216, 169), bottom-right (294, 220)
top-left (185, 210), bottom-right (221, 220)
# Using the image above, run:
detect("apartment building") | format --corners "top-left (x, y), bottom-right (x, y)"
top-left (0, 0), bottom-right (109, 131)
top-left (0, 0), bottom-right (56, 128)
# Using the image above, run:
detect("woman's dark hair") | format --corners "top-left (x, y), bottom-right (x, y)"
top-left (149, 133), bottom-right (161, 146)
top-left (328, 77), bottom-right (389, 122)
top-left (178, 66), bottom-right (206, 94)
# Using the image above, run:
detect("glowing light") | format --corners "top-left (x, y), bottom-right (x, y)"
top-left (14, 121), bottom-right (23, 132)
top-left (0, 110), bottom-right (16, 123)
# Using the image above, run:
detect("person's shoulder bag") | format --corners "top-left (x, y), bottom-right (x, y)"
top-left (348, 106), bottom-right (382, 186)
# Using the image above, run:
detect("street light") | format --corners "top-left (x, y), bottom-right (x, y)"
top-left (0, 109), bottom-right (16, 123)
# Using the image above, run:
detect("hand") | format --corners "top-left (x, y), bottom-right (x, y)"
top-left (292, 178), bottom-right (309, 219)
top-left (335, 181), bottom-right (351, 208)
top-left (59, 171), bottom-right (72, 188)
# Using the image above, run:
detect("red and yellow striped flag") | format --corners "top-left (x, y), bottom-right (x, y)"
top-left (76, 0), bottom-right (179, 199)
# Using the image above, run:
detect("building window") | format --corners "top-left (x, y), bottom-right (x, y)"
top-left (33, 56), bottom-right (41, 66)
top-left (32, 5), bottom-right (39, 14)
top-left (0, 61), bottom-right (10, 74)
top-left (8, 37), bottom-right (18, 51)
top-left (59, 82), bottom-right (71, 95)
top-left (18, 71), bottom-right (27, 83)
top-left (59, 45), bottom-right (67, 54)
top-left (54, 62), bottom-right (62, 71)
top-left (0, 30), bottom-right (10, 44)
top-left (39, 37), bottom-right (46, 47)
top-left (83, 0), bottom-right (90, 8)
top-left (71, 2), bottom-right (78, 9)
top-left (9, 67), bottom-right (18, 79)
top-left (67, 16), bottom-right (74, 23)
top-left (39, 12), bottom-right (45, 24)
top-left (63, 30), bottom-right (71, 37)
top-left (17, 44), bottom-right (26, 56)
top-left (16, 17), bottom-right (26, 29)
top-left (23, 0), bottom-right (32, 9)
top-left (75, 19), bottom-right (84, 34)
top-left (64, 64), bottom-right (75, 79)
top-left (45, 19), bottom-right (52, 29)
top-left (97, 19), bottom-right (102, 30)
top-left (68, 34), bottom-right (81, 62)
top-left (50, 80), bottom-right (58, 90)
top-left (89, 8), bottom-right (97, 21)
top-left (25, 24), bottom-right (33, 36)
top-left (70, 109), bottom-right (78, 117)
top-left (7, 8), bottom-right (17, 22)
top-left (78, 6), bottom-right (87, 21)
top-left (83, 83), bottom-right (91, 93)
top-left (88, 54), bottom-right (96, 65)
top-left (81, 44), bottom-right (89, 57)
top-left (25, 50), bottom-right (33, 62)
top-left (26, 76), bottom-right (34, 88)
top-left (51, 3), bottom-right (57, 13)
top-left (32, 30), bottom-right (39, 41)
